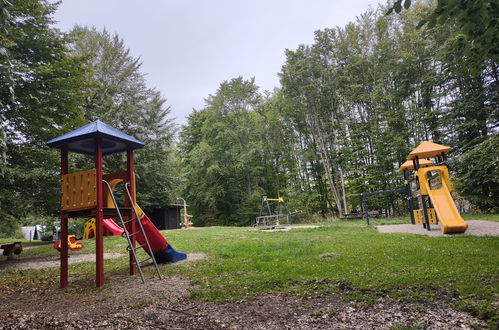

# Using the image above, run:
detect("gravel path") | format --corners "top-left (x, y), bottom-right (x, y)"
top-left (0, 253), bottom-right (123, 271)
top-left (0, 252), bottom-right (206, 272)
top-left (259, 225), bottom-right (320, 232)
top-left (377, 220), bottom-right (499, 237)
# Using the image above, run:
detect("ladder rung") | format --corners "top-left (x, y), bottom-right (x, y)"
top-left (135, 257), bottom-right (152, 265)
top-left (128, 230), bottom-right (143, 237)
top-left (104, 179), bottom-right (162, 283)
top-left (127, 242), bottom-right (147, 251)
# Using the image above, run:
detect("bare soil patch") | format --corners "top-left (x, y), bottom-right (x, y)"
top-left (0, 287), bottom-right (486, 329)
top-left (377, 220), bottom-right (499, 237)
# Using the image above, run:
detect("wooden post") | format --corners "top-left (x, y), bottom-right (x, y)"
top-left (126, 147), bottom-right (137, 275)
top-left (95, 137), bottom-right (104, 287)
top-left (60, 147), bottom-right (69, 288)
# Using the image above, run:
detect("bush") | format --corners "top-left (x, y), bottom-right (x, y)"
top-left (0, 214), bottom-right (23, 239)
top-left (452, 135), bottom-right (499, 213)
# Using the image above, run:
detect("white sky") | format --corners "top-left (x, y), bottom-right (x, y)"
top-left (53, 0), bottom-right (385, 126)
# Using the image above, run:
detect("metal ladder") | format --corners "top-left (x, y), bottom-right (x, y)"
top-left (103, 180), bottom-right (162, 283)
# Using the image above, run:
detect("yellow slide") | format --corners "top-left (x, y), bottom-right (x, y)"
top-left (427, 180), bottom-right (468, 234)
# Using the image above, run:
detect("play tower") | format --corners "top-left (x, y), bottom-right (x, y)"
top-left (47, 120), bottom-right (185, 288)
top-left (399, 141), bottom-right (468, 234)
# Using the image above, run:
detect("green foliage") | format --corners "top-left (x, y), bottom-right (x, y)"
top-left (452, 135), bottom-right (499, 213)
top-left (179, 77), bottom-right (270, 225)
top-left (387, 0), bottom-right (498, 74)
top-left (1, 0), bottom-right (497, 237)
top-left (179, 1), bottom-right (497, 222)
top-left (0, 214), bottom-right (22, 238)
top-left (68, 26), bottom-right (177, 208)
top-left (0, 0), bottom-right (89, 235)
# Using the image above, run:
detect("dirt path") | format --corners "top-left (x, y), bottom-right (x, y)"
top-left (377, 220), bottom-right (499, 237)
top-left (258, 225), bottom-right (320, 232)
top-left (0, 253), bottom-right (123, 272)
top-left (0, 252), bottom-right (206, 272)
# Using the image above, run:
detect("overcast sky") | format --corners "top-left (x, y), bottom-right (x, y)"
top-left (53, 0), bottom-right (385, 126)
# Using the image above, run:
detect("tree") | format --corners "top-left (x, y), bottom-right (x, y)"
top-left (0, 0), bottom-right (89, 236)
top-left (69, 25), bottom-right (177, 208)
top-left (387, 0), bottom-right (498, 73)
top-left (179, 77), bottom-right (267, 225)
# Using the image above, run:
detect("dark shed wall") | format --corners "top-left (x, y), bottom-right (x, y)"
top-left (146, 206), bottom-right (182, 230)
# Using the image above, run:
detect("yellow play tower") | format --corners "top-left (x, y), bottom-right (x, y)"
top-left (399, 141), bottom-right (468, 234)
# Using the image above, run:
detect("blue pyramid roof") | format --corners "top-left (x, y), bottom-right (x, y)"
top-left (46, 120), bottom-right (145, 155)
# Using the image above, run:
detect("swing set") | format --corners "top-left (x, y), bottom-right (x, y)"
top-left (255, 196), bottom-right (291, 226)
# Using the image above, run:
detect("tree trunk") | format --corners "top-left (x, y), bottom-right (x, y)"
top-left (307, 113), bottom-right (344, 216)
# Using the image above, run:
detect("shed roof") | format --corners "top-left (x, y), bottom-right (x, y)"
top-left (399, 159), bottom-right (433, 172)
top-left (407, 141), bottom-right (451, 160)
top-left (46, 120), bottom-right (145, 155)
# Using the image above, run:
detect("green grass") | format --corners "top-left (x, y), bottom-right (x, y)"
top-left (0, 238), bottom-right (31, 244)
top-left (1, 218), bottom-right (498, 326)
top-left (462, 214), bottom-right (499, 222)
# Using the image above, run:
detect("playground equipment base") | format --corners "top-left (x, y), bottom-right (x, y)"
top-left (377, 220), bottom-right (499, 237)
top-left (153, 244), bottom-right (187, 264)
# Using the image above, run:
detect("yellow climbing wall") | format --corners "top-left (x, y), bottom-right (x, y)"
top-left (61, 169), bottom-right (97, 211)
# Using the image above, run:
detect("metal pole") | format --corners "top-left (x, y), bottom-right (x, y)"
top-left (362, 193), bottom-right (369, 225)
top-left (404, 170), bottom-right (416, 225)
top-left (126, 148), bottom-right (137, 276)
top-left (177, 197), bottom-right (187, 226)
top-left (266, 197), bottom-right (272, 216)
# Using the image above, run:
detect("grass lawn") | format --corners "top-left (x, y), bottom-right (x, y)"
top-left (0, 216), bottom-right (497, 326)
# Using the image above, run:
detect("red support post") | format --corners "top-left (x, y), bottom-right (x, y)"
top-left (95, 138), bottom-right (104, 287)
top-left (60, 147), bottom-right (69, 288)
top-left (126, 148), bottom-right (137, 275)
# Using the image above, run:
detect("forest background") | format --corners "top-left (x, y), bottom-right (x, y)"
top-left (0, 0), bottom-right (497, 236)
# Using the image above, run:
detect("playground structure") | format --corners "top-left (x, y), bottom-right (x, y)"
top-left (399, 141), bottom-right (468, 234)
top-left (47, 120), bottom-right (186, 288)
top-left (362, 159), bottom-right (434, 224)
top-left (255, 196), bottom-right (291, 226)
top-left (1, 242), bottom-right (23, 259)
top-left (83, 218), bottom-right (124, 239)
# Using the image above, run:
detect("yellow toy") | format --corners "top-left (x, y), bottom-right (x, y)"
top-left (54, 235), bottom-right (84, 251)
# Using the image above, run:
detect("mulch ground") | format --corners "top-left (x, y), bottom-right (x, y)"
top-left (0, 262), bottom-right (488, 329)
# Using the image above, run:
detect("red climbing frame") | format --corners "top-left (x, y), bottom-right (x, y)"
top-left (48, 120), bottom-right (145, 288)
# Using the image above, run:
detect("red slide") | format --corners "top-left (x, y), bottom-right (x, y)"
top-left (133, 214), bottom-right (167, 253)
top-left (102, 218), bottom-right (124, 236)
top-left (131, 213), bottom-right (186, 263)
